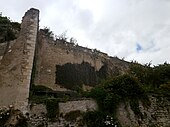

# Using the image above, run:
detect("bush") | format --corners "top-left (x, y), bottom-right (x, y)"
top-left (86, 74), bottom-right (149, 119)
top-left (83, 111), bottom-right (106, 127)
top-left (64, 110), bottom-right (81, 121)
top-left (0, 15), bottom-right (20, 43)
top-left (45, 98), bottom-right (59, 119)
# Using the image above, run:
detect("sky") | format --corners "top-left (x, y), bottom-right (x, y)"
top-left (0, 0), bottom-right (170, 65)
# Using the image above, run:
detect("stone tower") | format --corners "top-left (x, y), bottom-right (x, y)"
top-left (0, 8), bottom-right (39, 113)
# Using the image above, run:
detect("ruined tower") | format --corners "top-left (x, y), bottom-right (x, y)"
top-left (0, 8), bottom-right (39, 113)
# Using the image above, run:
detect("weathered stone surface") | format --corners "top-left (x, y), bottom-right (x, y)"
top-left (34, 32), bottom-right (129, 91)
top-left (1, 8), bottom-right (170, 127)
top-left (59, 99), bottom-right (98, 115)
top-left (29, 104), bottom-right (47, 116)
top-left (116, 94), bottom-right (170, 127)
top-left (0, 8), bottom-right (39, 113)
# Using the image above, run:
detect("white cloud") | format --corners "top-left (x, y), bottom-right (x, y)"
top-left (0, 0), bottom-right (170, 65)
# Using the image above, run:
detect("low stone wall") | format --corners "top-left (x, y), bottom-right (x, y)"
top-left (59, 99), bottom-right (98, 115)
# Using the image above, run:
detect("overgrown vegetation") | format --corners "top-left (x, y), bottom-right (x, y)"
top-left (83, 111), bottom-right (106, 127)
top-left (83, 62), bottom-right (170, 126)
top-left (41, 28), bottom-right (77, 44)
top-left (83, 74), bottom-right (149, 126)
top-left (64, 110), bottom-right (82, 122)
top-left (45, 98), bottom-right (59, 119)
top-left (29, 84), bottom-right (81, 120)
top-left (129, 62), bottom-right (170, 95)
top-left (0, 14), bottom-right (20, 43)
top-left (29, 85), bottom-right (59, 120)
top-left (41, 27), bottom-right (54, 39)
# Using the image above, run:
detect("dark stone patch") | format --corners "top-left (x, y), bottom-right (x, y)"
top-left (55, 61), bottom-right (108, 89)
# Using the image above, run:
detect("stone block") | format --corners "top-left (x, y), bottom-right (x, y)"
top-left (59, 99), bottom-right (98, 115)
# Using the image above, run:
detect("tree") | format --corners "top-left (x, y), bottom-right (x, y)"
top-left (0, 14), bottom-right (20, 43)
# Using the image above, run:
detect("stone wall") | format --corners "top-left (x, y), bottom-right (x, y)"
top-left (34, 32), bottom-right (129, 91)
top-left (0, 40), bottom-right (16, 61)
top-left (0, 8), bottom-right (39, 113)
top-left (59, 99), bottom-right (98, 115)
top-left (117, 94), bottom-right (170, 127)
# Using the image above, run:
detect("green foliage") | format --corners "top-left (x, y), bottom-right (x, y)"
top-left (129, 98), bottom-right (143, 118)
top-left (41, 27), bottom-right (54, 39)
top-left (29, 85), bottom-right (54, 104)
top-left (129, 62), bottom-right (170, 93)
top-left (31, 85), bottom-right (53, 92)
top-left (83, 111), bottom-right (106, 127)
top-left (128, 62), bottom-right (153, 85)
top-left (153, 63), bottom-right (170, 87)
top-left (84, 85), bottom-right (107, 110)
top-left (0, 14), bottom-right (20, 43)
top-left (64, 110), bottom-right (81, 121)
top-left (45, 98), bottom-right (59, 119)
top-left (30, 95), bottom-right (59, 119)
top-left (105, 74), bottom-right (144, 98)
top-left (84, 62), bottom-right (170, 126)
top-left (88, 75), bottom-right (147, 112)
top-left (30, 85), bottom-right (59, 119)
top-left (104, 74), bottom-right (148, 117)
top-left (85, 74), bottom-right (149, 125)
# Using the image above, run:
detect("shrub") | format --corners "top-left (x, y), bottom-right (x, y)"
top-left (83, 111), bottom-right (106, 127)
top-left (86, 74), bottom-right (149, 119)
top-left (64, 110), bottom-right (81, 121)
top-left (45, 98), bottom-right (59, 119)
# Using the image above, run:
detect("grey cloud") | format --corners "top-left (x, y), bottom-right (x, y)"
top-left (0, 0), bottom-right (170, 65)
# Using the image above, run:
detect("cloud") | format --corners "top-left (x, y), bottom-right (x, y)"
top-left (0, 0), bottom-right (170, 65)
top-left (83, 0), bottom-right (170, 65)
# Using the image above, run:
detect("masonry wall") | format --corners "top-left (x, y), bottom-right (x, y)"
top-left (0, 8), bottom-right (39, 113)
top-left (117, 94), bottom-right (170, 127)
top-left (0, 40), bottom-right (16, 60)
top-left (34, 32), bottom-right (129, 91)
top-left (59, 99), bottom-right (98, 115)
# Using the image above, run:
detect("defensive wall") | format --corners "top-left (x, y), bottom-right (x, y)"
top-left (0, 7), bottom-right (129, 112)
top-left (0, 9), bottom-right (169, 127)
top-left (34, 31), bottom-right (129, 91)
